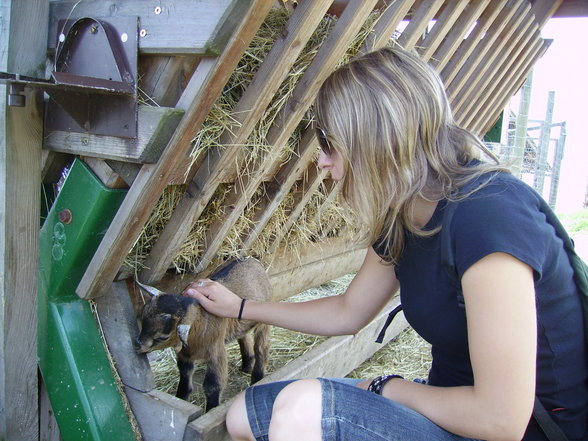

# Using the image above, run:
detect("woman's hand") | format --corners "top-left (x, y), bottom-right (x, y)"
top-left (183, 279), bottom-right (243, 319)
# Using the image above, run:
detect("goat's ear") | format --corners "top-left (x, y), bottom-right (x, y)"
top-left (135, 280), bottom-right (166, 297)
top-left (177, 324), bottom-right (191, 348)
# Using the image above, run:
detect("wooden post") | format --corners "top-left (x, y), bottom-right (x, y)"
top-left (0, 1), bottom-right (48, 440)
top-left (512, 71), bottom-right (533, 178)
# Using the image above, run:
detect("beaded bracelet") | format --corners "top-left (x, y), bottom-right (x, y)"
top-left (367, 374), bottom-right (404, 395)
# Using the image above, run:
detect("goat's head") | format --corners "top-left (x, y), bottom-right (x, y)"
top-left (134, 281), bottom-right (198, 353)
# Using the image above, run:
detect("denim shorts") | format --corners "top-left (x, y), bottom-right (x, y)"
top-left (245, 378), bottom-right (479, 441)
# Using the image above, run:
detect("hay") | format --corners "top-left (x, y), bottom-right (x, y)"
top-left (90, 301), bottom-right (143, 440)
top-left (127, 7), bottom-right (385, 274)
top-left (349, 327), bottom-right (432, 381)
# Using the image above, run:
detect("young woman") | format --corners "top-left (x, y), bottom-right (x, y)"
top-left (183, 46), bottom-right (587, 441)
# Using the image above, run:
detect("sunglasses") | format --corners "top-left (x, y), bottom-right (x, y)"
top-left (315, 127), bottom-right (333, 156)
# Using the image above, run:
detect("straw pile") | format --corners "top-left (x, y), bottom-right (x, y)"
top-left (124, 7), bottom-right (382, 274)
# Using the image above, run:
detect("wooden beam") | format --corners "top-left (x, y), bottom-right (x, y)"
top-left (471, 39), bottom-right (549, 135)
top-left (532, 0), bottom-right (565, 27)
top-left (446, 0), bottom-right (528, 106)
top-left (478, 40), bottom-right (551, 135)
top-left (48, 0), bottom-right (243, 55)
top-left (268, 165), bottom-right (329, 256)
top-left (76, 0), bottom-right (275, 299)
top-left (453, 7), bottom-right (536, 118)
top-left (139, 0), bottom-right (334, 284)
top-left (138, 55), bottom-right (200, 108)
top-left (44, 105), bottom-right (185, 163)
top-left (189, 0), bottom-right (380, 276)
top-left (429, 0), bottom-right (492, 71)
top-left (0, 1), bottom-right (47, 439)
top-left (440, 0), bottom-right (511, 86)
top-left (240, 128), bottom-right (320, 252)
top-left (396, 0), bottom-right (445, 50)
top-left (417, 0), bottom-right (470, 61)
top-left (459, 26), bottom-right (540, 129)
top-left (144, 236), bottom-right (366, 303)
top-left (361, 0), bottom-right (417, 52)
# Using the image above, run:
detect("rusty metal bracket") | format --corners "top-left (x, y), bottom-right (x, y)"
top-left (1, 16), bottom-right (138, 138)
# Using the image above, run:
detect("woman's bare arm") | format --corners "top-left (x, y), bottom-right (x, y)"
top-left (184, 247), bottom-right (399, 336)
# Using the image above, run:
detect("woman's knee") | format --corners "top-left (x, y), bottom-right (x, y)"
top-left (226, 391), bottom-right (255, 441)
top-left (269, 379), bottom-right (322, 441)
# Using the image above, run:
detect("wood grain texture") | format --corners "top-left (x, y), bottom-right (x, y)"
top-left (0, 1), bottom-right (47, 438)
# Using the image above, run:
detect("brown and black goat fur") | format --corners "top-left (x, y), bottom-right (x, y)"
top-left (135, 257), bottom-right (273, 411)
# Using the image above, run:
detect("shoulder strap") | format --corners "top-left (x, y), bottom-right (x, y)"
top-left (440, 197), bottom-right (463, 307)
top-left (533, 397), bottom-right (570, 441)
top-left (536, 198), bottom-right (588, 339)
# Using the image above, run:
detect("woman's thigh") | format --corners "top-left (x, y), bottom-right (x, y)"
top-left (244, 378), bottom-right (479, 441)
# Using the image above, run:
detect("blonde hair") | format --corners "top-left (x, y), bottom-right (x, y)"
top-left (314, 45), bottom-right (508, 264)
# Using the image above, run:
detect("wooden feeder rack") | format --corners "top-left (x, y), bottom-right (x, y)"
top-left (1, 1), bottom-right (582, 440)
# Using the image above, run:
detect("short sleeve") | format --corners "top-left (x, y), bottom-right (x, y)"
top-left (450, 176), bottom-right (550, 281)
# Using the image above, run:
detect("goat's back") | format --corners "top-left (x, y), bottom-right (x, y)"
top-left (211, 257), bottom-right (273, 303)
top-left (209, 257), bottom-right (273, 341)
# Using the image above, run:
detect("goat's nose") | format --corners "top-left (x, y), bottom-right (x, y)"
top-left (134, 337), bottom-right (146, 353)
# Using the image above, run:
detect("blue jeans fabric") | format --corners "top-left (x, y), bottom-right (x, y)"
top-left (245, 378), bottom-right (480, 441)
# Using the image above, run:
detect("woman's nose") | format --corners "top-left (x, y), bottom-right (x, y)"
top-left (316, 150), bottom-right (331, 170)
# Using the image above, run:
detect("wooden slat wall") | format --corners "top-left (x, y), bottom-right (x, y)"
top-left (69, 0), bottom-right (556, 299)
top-left (76, 0), bottom-right (275, 298)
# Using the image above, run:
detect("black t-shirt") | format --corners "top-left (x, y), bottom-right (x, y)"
top-left (374, 172), bottom-right (588, 440)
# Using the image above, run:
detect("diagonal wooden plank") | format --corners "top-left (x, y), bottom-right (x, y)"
top-left (361, 0), bottom-right (417, 53)
top-left (417, 0), bottom-right (470, 61)
top-left (244, 0), bottom-right (477, 258)
top-left (440, 0), bottom-right (514, 87)
top-left (138, 55), bottom-right (200, 108)
top-left (531, 0), bottom-right (564, 28)
top-left (429, 0), bottom-right (492, 71)
top-left (474, 40), bottom-right (550, 136)
top-left (240, 127), bottom-right (319, 251)
top-left (268, 164), bottom-right (329, 256)
top-left (470, 42), bottom-right (541, 135)
top-left (457, 20), bottom-right (539, 124)
top-left (445, 0), bottom-right (528, 105)
top-left (450, 2), bottom-right (533, 115)
top-left (396, 0), bottom-right (445, 50)
top-left (191, 0), bottom-right (381, 274)
top-left (240, 0), bottom-right (421, 255)
top-left (76, 0), bottom-right (275, 299)
top-left (468, 38), bottom-right (547, 135)
top-left (139, 0), bottom-right (334, 283)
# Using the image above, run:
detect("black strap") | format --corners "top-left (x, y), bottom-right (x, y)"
top-left (375, 304), bottom-right (403, 343)
top-left (533, 397), bottom-right (569, 441)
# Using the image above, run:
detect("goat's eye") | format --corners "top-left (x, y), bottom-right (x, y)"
top-left (153, 334), bottom-right (170, 343)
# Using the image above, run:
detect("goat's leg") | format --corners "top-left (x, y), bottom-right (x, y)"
top-left (251, 324), bottom-right (270, 384)
top-left (203, 343), bottom-right (228, 411)
top-left (237, 333), bottom-right (254, 374)
top-left (176, 350), bottom-right (196, 401)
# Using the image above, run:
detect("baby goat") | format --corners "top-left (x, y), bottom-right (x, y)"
top-left (135, 257), bottom-right (272, 411)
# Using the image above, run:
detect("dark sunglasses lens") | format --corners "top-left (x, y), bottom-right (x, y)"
top-left (315, 128), bottom-right (331, 155)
